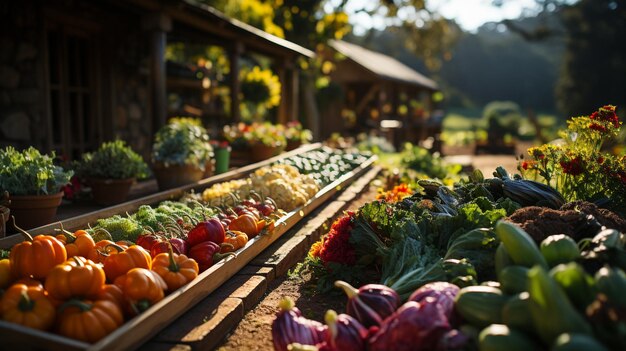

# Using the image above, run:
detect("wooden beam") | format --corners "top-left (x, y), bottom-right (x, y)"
top-left (142, 12), bottom-right (171, 132)
top-left (276, 59), bottom-right (288, 124)
top-left (229, 42), bottom-right (243, 123)
top-left (290, 65), bottom-right (299, 122)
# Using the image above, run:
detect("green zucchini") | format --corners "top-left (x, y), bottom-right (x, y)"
top-left (479, 324), bottom-right (541, 351)
top-left (502, 292), bottom-right (534, 333)
top-left (455, 286), bottom-right (509, 328)
top-left (551, 333), bottom-right (609, 351)
top-left (495, 221), bottom-right (548, 269)
top-left (499, 266), bottom-right (529, 294)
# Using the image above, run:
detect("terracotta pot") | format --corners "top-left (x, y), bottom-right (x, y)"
top-left (88, 177), bottom-right (135, 206)
top-left (0, 206), bottom-right (9, 237)
top-left (203, 159), bottom-right (216, 178)
top-left (8, 192), bottom-right (63, 230)
top-left (152, 163), bottom-right (205, 191)
top-left (250, 144), bottom-right (285, 162)
top-left (286, 140), bottom-right (302, 151)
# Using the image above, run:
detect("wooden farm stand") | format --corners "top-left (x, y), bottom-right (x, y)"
top-left (0, 144), bottom-right (377, 351)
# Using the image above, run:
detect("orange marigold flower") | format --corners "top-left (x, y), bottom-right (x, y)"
top-left (308, 240), bottom-right (323, 258)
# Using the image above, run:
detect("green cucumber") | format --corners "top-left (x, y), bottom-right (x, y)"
top-left (495, 221), bottom-right (548, 269)
top-left (551, 333), bottom-right (609, 351)
top-left (479, 324), bottom-right (541, 351)
top-left (528, 266), bottom-right (592, 344)
top-left (499, 266), bottom-right (529, 294)
top-left (495, 242), bottom-right (514, 279)
top-left (595, 266), bottom-right (626, 309)
top-left (455, 286), bottom-right (509, 328)
top-left (502, 292), bottom-right (534, 333)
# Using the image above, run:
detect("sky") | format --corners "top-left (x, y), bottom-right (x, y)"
top-left (344, 0), bottom-right (544, 34)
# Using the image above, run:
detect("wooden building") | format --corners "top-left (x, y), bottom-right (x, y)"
top-left (321, 40), bottom-right (440, 149)
top-left (0, 0), bottom-right (313, 160)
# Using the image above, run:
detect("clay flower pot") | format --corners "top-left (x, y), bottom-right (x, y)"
top-left (286, 140), bottom-right (302, 151)
top-left (250, 144), bottom-right (285, 162)
top-left (88, 178), bottom-right (135, 206)
top-left (152, 162), bottom-right (205, 191)
top-left (8, 192), bottom-right (64, 230)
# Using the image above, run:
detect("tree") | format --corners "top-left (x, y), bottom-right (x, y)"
top-left (556, 0), bottom-right (626, 117)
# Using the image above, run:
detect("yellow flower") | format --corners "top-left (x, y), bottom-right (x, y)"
top-left (308, 240), bottom-right (323, 258)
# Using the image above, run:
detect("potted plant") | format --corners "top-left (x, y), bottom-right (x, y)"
top-left (246, 122), bottom-right (287, 162)
top-left (152, 117), bottom-right (214, 190)
top-left (284, 121), bottom-right (313, 151)
top-left (76, 140), bottom-right (149, 205)
top-left (0, 146), bottom-right (72, 230)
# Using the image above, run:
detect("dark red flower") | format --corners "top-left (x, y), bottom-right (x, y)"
top-left (597, 156), bottom-right (605, 164)
top-left (560, 156), bottom-right (585, 176)
top-left (591, 105), bottom-right (619, 128)
top-left (319, 212), bottom-right (356, 266)
top-left (589, 123), bottom-right (607, 133)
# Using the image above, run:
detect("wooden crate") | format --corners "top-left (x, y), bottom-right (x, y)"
top-left (0, 147), bottom-right (377, 351)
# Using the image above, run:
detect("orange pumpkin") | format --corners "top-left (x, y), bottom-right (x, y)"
top-left (228, 214), bottom-right (261, 238)
top-left (114, 268), bottom-right (166, 315)
top-left (96, 284), bottom-right (125, 308)
top-left (1, 283), bottom-right (55, 330)
top-left (152, 247), bottom-right (199, 292)
top-left (103, 244), bottom-right (151, 282)
top-left (65, 230), bottom-right (96, 258)
top-left (45, 257), bottom-right (106, 300)
top-left (221, 231), bottom-right (249, 253)
top-left (86, 240), bottom-right (127, 263)
top-left (9, 217), bottom-right (67, 279)
top-left (57, 299), bottom-right (124, 343)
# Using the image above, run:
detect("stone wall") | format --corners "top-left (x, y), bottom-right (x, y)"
top-left (0, 3), bottom-right (44, 150)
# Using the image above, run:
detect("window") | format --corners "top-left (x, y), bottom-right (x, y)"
top-left (45, 23), bottom-right (101, 160)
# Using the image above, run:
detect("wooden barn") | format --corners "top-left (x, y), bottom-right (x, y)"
top-left (320, 39), bottom-right (440, 150)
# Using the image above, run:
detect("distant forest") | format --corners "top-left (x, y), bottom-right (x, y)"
top-left (347, 12), bottom-right (565, 114)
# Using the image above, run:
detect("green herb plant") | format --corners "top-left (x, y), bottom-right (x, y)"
top-left (0, 146), bottom-right (72, 195)
top-left (77, 140), bottom-right (149, 180)
top-left (152, 117), bottom-right (213, 170)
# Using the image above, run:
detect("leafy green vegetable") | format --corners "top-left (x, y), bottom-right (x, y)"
top-left (92, 215), bottom-right (144, 242)
top-left (0, 146), bottom-right (72, 195)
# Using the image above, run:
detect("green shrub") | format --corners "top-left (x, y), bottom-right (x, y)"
top-left (77, 140), bottom-right (149, 180)
top-left (0, 146), bottom-right (73, 195)
top-left (400, 143), bottom-right (461, 179)
top-left (152, 117), bottom-right (213, 170)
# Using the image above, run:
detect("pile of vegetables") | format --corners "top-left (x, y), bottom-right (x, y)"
top-left (271, 281), bottom-right (466, 351)
top-left (0, 220), bottom-right (198, 343)
top-left (0, 147), bottom-right (369, 343)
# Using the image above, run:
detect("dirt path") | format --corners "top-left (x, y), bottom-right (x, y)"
top-left (216, 183), bottom-right (380, 351)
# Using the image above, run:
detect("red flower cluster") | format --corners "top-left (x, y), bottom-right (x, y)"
top-left (319, 211), bottom-right (356, 266)
top-left (590, 105), bottom-right (620, 128)
top-left (560, 156), bottom-right (585, 176)
top-left (61, 176), bottom-right (82, 201)
top-left (589, 123), bottom-right (607, 133)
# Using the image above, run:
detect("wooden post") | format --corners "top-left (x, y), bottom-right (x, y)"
top-left (229, 42), bottom-right (243, 122)
top-left (276, 58), bottom-right (288, 124)
top-left (290, 64), bottom-right (299, 121)
top-left (142, 13), bottom-right (171, 132)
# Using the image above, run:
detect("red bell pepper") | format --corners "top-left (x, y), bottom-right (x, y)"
top-left (136, 233), bottom-right (160, 251)
top-left (188, 241), bottom-right (234, 272)
top-left (186, 218), bottom-right (225, 247)
top-left (169, 237), bottom-right (189, 256)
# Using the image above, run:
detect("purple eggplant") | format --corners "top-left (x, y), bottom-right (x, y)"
top-left (368, 298), bottom-right (451, 351)
top-left (272, 298), bottom-right (327, 351)
top-left (324, 310), bottom-right (368, 351)
top-left (334, 280), bottom-right (400, 328)
top-left (408, 282), bottom-right (459, 321)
